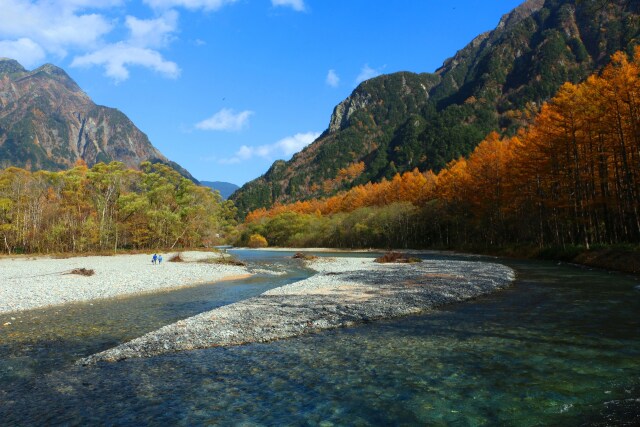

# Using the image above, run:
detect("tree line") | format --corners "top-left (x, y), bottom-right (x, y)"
top-left (0, 161), bottom-right (237, 254)
top-left (240, 49), bottom-right (640, 250)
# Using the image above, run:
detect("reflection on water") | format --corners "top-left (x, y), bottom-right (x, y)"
top-left (0, 256), bottom-right (311, 382)
top-left (0, 250), bottom-right (639, 425)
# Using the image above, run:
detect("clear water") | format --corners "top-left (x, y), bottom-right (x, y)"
top-left (0, 250), bottom-right (638, 425)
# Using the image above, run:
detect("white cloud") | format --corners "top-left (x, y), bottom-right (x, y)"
top-left (196, 108), bottom-right (254, 132)
top-left (220, 131), bottom-right (320, 164)
top-left (143, 0), bottom-right (238, 11)
top-left (355, 64), bottom-right (381, 84)
top-left (276, 132), bottom-right (320, 156)
top-left (271, 0), bottom-right (306, 12)
top-left (0, 38), bottom-right (45, 67)
top-left (0, 0), bottom-right (234, 82)
top-left (71, 43), bottom-right (180, 82)
top-left (326, 69), bottom-right (339, 87)
top-left (0, 1), bottom-right (182, 81)
top-left (0, 0), bottom-right (115, 58)
top-left (70, 9), bottom-right (182, 81)
top-left (126, 11), bottom-right (178, 49)
top-left (57, 0), bottom-right (124, 9)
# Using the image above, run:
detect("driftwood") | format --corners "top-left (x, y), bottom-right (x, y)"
top-left (374, 252), bottom-right (422, 264)
top-left (66, 268), bottom-right (95, 276)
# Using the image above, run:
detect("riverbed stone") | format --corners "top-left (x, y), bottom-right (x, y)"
top-left (0, 251), bottom-right (250, 314)
top-left (79, 257), bottom-right (515, 364)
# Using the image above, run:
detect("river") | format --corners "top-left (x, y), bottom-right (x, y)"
top-left (0, 250), bottom-right (638, 425)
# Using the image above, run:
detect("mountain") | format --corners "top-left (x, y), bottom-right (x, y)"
top-left (231, 0), bottom-right (640, 215)
top-left (200, 181), bottom-right (240, 199)
top-left (0, 58), bottom-right (196, 181)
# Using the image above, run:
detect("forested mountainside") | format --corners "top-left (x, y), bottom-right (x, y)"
top-left (231, 0), bottom-right (640, 215)
top-left (0, 58), bottom-right (196, 181)
top-left (241, 49), bottom-right (640, 252)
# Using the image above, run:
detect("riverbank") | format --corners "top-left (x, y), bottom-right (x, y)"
top-left (543, 246), bottom-right (640, 274)
top-left (0, 251), bottom-right (251, 314)
top-left (252, 245), bottom-right (640, 275)
top-left (80, 256), bottom-right (515, 364)
top-left (467, 245), bottom-right (640, 275)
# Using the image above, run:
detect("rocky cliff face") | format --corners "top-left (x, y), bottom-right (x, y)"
top-left (328, 91), bottom-right (373, 133)
top-left (0, 58), bottom-right (194, 180)
top-left (231, 0), bottom-right (640, 215)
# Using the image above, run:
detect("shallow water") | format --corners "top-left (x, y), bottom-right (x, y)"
top-left (0, 250), bottom-right (639, 425)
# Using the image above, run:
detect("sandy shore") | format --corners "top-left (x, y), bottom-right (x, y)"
top-left (0, 251), bottom-right (251, 314)
top-left (80, 256), bottom-right (515, 364)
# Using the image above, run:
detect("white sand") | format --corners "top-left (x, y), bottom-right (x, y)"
top-left (0, 251), bottom-right (251, 314)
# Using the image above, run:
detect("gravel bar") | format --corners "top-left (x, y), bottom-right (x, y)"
top-left (80, 257), bottom-right (515, 364)
top-left (0, 251), bottom-right (250, 314)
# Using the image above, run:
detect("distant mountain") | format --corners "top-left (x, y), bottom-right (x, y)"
top-left (0, 58), bottom-right (196, 181)
top-left (200, 181), bottom-right (240, 199)
top-left (231, 0), bottom-right (640, 215)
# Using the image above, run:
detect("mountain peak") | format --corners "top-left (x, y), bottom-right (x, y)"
top-left (436, 0), bottom-right (545, 77)
top-left (34, 63), bottom-right (66, 75)
top-left (0, 58), bottom-right (27, 76)
top-left (27, 62), bottom-right (82, 92)
top-left (0, 60), bottom-right (196, 182)
top-left (497, 0), bottom-right (545, 31)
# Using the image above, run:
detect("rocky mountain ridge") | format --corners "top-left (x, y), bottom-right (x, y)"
top-left (0, 58), bottom-right (195, 180)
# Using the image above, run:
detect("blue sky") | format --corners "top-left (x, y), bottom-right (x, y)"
top-left (0, 0), bottom-right (524, 185)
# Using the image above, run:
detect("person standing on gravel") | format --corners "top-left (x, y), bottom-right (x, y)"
top-left (152, 253), bottom-right (157, 265)
top-left (158, 255), bottom-right (163, 264)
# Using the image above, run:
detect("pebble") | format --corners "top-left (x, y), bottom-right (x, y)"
top-left (80, 257), bottom-right (516, 364)
top-left (0, 251), bottom-right (251, 314)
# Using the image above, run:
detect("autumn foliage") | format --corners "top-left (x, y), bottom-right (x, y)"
top-left (247, 233), bottom-right (268, 248)
top-left (0, 161), bottom-right (237, 254)
top-left (246, 167), bottom-right (436, 222)
top-left (243, 49), bottom-right (640, 249)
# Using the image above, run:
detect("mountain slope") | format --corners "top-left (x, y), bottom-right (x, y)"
top-left (0, 58), bottom-right (196, 181)
top-left (231, 0), bottom-right (640, 215)
top-left (201, 181), bottom-right (240, 199)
